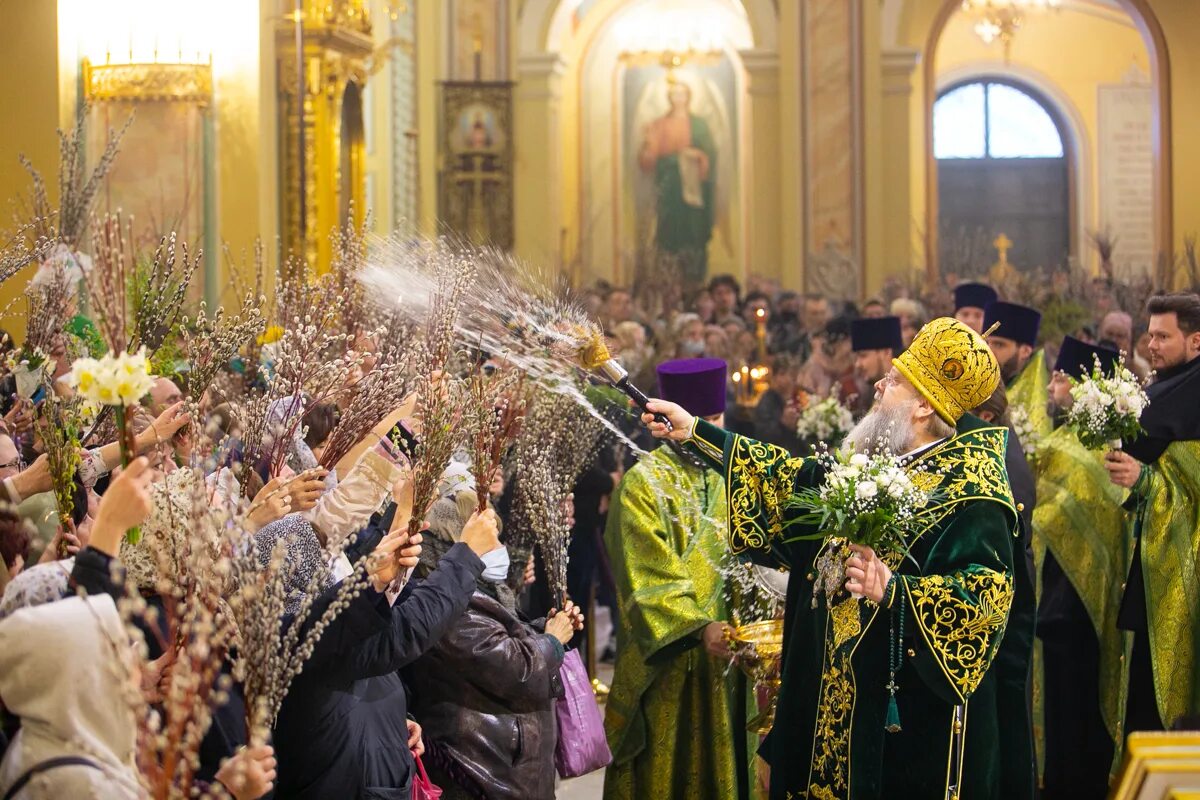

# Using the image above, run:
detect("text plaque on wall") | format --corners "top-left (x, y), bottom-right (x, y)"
top-left (1098, 79), bottom-right (1154, 275)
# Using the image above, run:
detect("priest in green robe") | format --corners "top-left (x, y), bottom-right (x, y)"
top-left (985, 301), bottom-right (1051, 439)
top-left (642, 318), bottom-right (1032, 800)
top-left (603, 357), bottom-right (753, 800)
top-left (1034, 336), bottom-right (1128, 797)
top-left (1103, 292), bottom-right (1200, 734)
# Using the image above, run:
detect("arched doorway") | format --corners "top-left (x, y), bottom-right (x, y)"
top-left (911, 0), bottom-right (1172, 280)
top-left (934, 78), bottom-right (1071, 273)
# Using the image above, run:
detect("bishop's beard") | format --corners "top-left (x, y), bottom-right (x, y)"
top-left (844, 397), bottom-right (916, 456)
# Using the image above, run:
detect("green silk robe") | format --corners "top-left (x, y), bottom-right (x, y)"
top-left (1129, 440), bottom-right (1200, 728)
top-left (603, 443), bottom-right (751, 800)
top-left (688, 414), bottom-right (1029, 800)
top-left (1007, 350), bottom-right (1052, 439)
top-left (1032, 426), bottom-right (1130, 752)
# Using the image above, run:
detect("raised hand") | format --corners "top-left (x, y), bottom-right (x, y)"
top-left (641, 399), bottom-right (694, 441)
top-left (90, 457), bottom-right (157, 555)
top-left (845, 544), bottom-right (892, 604)
top-left (460, 508), bottom-right (500, 557)
top-left (216, 744), bottom-right (277, 800)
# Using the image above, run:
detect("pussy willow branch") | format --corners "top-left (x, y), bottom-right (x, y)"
top-left (466, 367), bottom-right (525, 515)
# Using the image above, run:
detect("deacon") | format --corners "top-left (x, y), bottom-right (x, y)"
top-left (953, 282), bottom-right (998, 335)
top-left (1035, 336), bottom-right (1127, 798)
top-left (985, 301), bottom-right (1050, 436)
top-left (1104, 293), bottom-right (1200, 734)
top-left (849, 316), bottom-right (903, 418)
top-left (643, 319), bottom-right (1030, 800)
top-left (603, 358), bottom-right (753, 800)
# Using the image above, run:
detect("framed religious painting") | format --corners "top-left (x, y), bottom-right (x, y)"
top-left (438, 82), bottom-right (514, 250)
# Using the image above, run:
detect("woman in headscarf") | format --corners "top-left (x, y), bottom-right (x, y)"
top-left (0, 594), bottom-right (142, 799)
top-left (405, 488), bottom-right (584, 800)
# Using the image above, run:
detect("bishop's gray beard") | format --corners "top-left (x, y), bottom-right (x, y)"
top-left (844, 398), bottom-right (916, 455)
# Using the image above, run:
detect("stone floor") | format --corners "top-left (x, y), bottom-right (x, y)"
top-left (556, 661), bottom-right (614, 799)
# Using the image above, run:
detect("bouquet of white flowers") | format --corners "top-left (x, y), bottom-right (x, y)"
top-left (1065, 355), bottom-right (1149, 450)
top-left (795, 394), bottom-right (855, 445)
top-left (67, 348), bottom-right (156, 543)
top-left (4, 346), bottom-right (50, 399)
top-left (1009, 405), bottom-right (1042, 460)
top-left (785, 449), bottom-right (933, 606)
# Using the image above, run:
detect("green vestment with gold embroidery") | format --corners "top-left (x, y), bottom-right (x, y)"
top-left (688, 414), bottom-right (1028, 800)
top-left (602, 443), bottom-right (754, 800)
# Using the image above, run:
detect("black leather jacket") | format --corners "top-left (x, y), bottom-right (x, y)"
top-left (406, 591), bottom-right (565, 800)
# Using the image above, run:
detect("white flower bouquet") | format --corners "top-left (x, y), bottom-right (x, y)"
top-left (66, 348), bottom-right (156, 543)
top-left (785, 449), bottom-right (933, 606)
top-left (1009, 405), bottom-right (1042, 460)
top-left (4, 346), bottom-right (50, 399)
top-left (68, 347), bottom-right (156, 407)
top-left (1065, 355), bottom-right (1149, 450)
top-left (795, 394), bottom-right (855, 445)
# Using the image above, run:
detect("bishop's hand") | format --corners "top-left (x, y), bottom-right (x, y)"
top-left (641, 400), bottom-right (694, 442)
top-left (845, 544), bottom-right (892, 604)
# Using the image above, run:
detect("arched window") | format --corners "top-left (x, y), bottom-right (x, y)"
top-left (935, 80), bottom-right (1071, 273)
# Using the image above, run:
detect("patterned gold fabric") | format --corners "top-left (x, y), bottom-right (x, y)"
top-left (892, 317), bottom-right (1001, 424)
top-left (1138, 440), bottom-right (1200, 727)
top-left (1032, 425), bottom-right (1129, 744)
top-left (1007, 350), bottom-right (1052, 440)
top-left (602, 443), bottom-right (751, 800)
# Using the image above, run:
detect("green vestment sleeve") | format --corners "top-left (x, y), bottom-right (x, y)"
top-left (688, 418), bottom-right (824, 570)
top-left (899, 501), bottom-right (1016, 705)
top-left (1137, 440), bottom-right (1200, 726)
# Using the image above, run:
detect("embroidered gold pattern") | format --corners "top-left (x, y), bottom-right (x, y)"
top-left (830, 597), bottom-right (862, 648)
top-left (904, 570), bottom-right (1014, 701)
top-left (810, 655), bottom-right (853, 793)
top-left (726, 436), bottom-right (804, 555)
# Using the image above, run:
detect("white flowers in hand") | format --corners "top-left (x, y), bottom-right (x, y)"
top-left (1065, 355), bottom-right (1149, 450)
top-left (67, 347), bottom-right (156, 406)
top-left (796, 394), bottom-right (855, 445)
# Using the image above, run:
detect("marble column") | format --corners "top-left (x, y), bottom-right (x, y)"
top-left (880, 47), bottom-right (921, 280)
top-left (801, 0), bottom-right (864, 300)
top-left (741, 49), bottom-right (782, 287)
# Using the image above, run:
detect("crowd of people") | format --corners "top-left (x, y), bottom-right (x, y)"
top-left (584, 270), bottom-right (1200, 799)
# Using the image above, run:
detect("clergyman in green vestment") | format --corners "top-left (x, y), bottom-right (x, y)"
top-left (641, 318), bottom-right (1034, 800)
top-left (603, 358), bottom-right (754, 800)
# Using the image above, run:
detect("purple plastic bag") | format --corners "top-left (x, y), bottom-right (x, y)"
top-left (554, 649), bottom-right (613, 778)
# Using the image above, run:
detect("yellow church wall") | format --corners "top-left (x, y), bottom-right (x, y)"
top-left (777, 0), bottom-right (803, 291)
top-left (1152, 0), bottom-right (1200, 273)
top-left (895, 0), bottom-right (1200, 285)
top-left (860, 0), bottom-right (889, 296)
top-left (0, 1), bottom-right (60, 343)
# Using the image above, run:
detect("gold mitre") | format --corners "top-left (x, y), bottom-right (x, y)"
top-left (892, 317), bottom-right (1000, 424)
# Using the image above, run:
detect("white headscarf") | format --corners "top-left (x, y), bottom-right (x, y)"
top-left (0, 595), bottom-right (141, 799)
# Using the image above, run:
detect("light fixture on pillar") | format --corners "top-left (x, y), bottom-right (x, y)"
top-left (961, 0), bottom-right (1060, 59)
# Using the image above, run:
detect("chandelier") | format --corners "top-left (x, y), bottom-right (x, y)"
top-left (961, 0), bottom-right (1060, 55)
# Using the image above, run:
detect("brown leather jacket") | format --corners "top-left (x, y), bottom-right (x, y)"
top-left (406, 591), bottom-right (565, 800)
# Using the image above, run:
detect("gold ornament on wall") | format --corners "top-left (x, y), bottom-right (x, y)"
top-left (276, 0), bottom-right (372, 273)
top-left (438, 82), bottom-right (514, 250)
